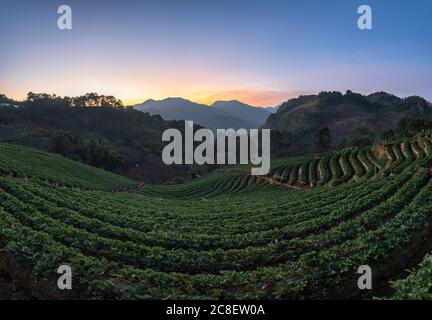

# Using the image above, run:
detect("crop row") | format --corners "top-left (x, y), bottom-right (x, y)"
top-left (267, 136), bottom-right (432, 189)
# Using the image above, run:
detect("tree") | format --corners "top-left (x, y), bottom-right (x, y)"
top-left (0, 94), bottom-right (16, 104)
top-left (26, 92), bottom-right (72, 107)
top-left (315, 127), bottom-right (332, 152)
top-left (51, 131), bottom-right (124, 170)
top-left (72, 93), bottom-right (123, 109)
top-left (270, 130), bottom-right (292, 157)
top-left (25, 92), bottom-right (123, 109)
top-left (381, 129), bottom-right (394, 143)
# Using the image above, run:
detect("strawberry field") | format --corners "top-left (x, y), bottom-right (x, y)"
top-left (1, 134), bottom-right (432, 299)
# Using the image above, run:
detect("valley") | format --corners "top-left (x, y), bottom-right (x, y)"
top-left (1, 131), bottom-right (432, 299)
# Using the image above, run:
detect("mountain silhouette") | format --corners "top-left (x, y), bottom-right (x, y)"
top-left (211, 100), bottom-right (272, 128)
top-left (134, 98), bottom-right (271, 131)
top-left (263, 90), bottom-right (432, 156)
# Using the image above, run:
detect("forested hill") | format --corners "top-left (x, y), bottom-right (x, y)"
top-left (0, 93), bottom-right (198, 182)
top-left (264, 91), bottom-right (432, 156)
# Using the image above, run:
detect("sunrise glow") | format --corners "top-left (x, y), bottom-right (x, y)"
top-left (1, 0), bottom-right (431, 105)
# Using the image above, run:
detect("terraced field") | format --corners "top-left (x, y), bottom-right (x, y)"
top-left (1, 134), bottom-right (432, 299)
top-left (266, 135), bottom-right (432, 188)
top-left (0, 143), bottom-right (135, 190)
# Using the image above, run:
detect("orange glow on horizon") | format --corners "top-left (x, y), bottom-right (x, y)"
top-left (4, 85), bottom-right (302, 108)
top-left (125, 89), bottom-right (295, 108)
top-left (188, 89), bottom-right (300, 107)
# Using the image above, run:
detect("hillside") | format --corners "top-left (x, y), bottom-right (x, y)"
top-left (0, 143), bottom-right (136, 190)
top-left (211, 100), bottom-right (272, 128)
top-left (2, 137), bottom-right (432, 299)
top-left (0, 99), bottom-right (198, 182)
top-left (134, 98), bottom-right (270, 131)
top-left (264, 91), bottom-right (432, 155)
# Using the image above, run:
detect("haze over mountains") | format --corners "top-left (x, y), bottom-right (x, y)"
top-left (134, 98), bottom-right (275, 131)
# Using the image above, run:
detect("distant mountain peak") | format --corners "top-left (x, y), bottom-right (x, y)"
top-left (133, 97), bottom-right (271, 130)
top-left (163, 97), bottom-right (191, 102)
top-left (212, 99), bottom-right (243, 105)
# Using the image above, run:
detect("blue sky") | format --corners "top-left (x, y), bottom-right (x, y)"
top-left (0, 0), bottom-right (431, 106)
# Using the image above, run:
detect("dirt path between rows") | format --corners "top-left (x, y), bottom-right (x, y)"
top-left (357, 153), bottom-right (369, 173)
top-left (385, 148), bottom-right (395, 162)
top-left (338, 156), bottom-right (346, 176)
top-left (410, 142), bottom-right (419, 160)
top-left (258, 175), bottom-right (302, 190)
top-left (395, 144), bottom-right (406, 161)
top-left (114, 183), bottom-right (146, 192)
top-left (316, 160), bottom-right (321, 181)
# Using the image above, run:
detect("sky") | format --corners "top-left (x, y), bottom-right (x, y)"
top-left (0, 0), bottom-right (431, 107)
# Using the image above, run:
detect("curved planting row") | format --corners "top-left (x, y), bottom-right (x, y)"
top-left (267, 135), bottom-right (432, 188)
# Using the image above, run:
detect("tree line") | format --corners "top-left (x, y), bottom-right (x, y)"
top-left (26, 92), bottom-right (124, 109)
top-left (1, 92), bottom-right (123, 109)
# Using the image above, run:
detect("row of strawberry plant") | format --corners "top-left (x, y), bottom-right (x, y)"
top-left (0, 173), bottom-right (410, 273)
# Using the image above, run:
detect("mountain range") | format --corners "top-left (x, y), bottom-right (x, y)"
top-left (134, 98), bottom-right (275, 131)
